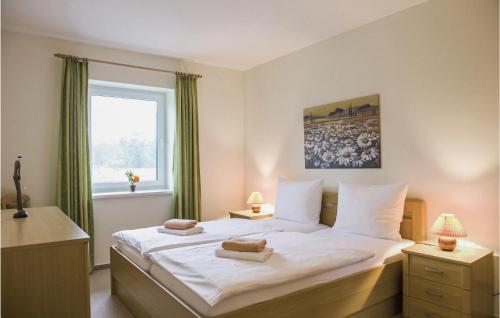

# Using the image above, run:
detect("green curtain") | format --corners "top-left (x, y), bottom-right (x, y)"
top-left (56, 57), bottom-right (94, 267)
top-left (173, 73), bottom-right (201, 220)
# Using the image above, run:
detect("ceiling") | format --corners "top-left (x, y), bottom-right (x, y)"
top-left (2, 0), bottom-right (427, 70)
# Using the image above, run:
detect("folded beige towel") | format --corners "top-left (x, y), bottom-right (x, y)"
top-left (164, 219), bottom-right (198, 230)
top-left (157, 226), bottom-right (203, 236)
top-left (215, 247), bottom-right (273, 262)
top-left (222, 237), bottom-right (267, 252)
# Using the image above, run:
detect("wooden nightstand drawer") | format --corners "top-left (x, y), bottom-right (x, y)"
top-left (405, 296), bottom-right (470, 318)
top-left (403, 244), bottom-right (493, 318)
top-left (408, 276), bottom-right (471, 313)
top-left (410, 255), bottom-right (470, 289)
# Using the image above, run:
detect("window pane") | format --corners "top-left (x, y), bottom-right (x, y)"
top-left (91, 95), bottom-right (157, 183)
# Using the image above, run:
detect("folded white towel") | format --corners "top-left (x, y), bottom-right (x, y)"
top-left (215, 247), bottom-right (273, 262)
top-left (157, 226), bottom-right (204, 236)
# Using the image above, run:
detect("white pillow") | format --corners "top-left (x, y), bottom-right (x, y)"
top-left (333, 182), bottom-right (409, 241)
top-left (274, 178), bottom-right (323, 224)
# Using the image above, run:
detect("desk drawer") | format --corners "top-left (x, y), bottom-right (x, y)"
top-left (405, 296), bottom-right (469, 318)
top-left (409, 255), bottom-right (470, 289)
top-left (408, 276), bottom-right (470, 313)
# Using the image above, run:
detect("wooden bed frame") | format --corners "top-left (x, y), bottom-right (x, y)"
top-left (110, 193), bottom-right (426, 318)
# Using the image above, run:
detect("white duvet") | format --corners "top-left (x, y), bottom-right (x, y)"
top-left (149, 231), bottom-right (374, 306)
top-left (112, 218), bottom-right (327, 256)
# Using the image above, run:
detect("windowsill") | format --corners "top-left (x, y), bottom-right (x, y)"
top-left (92, 189), bottom-right (172, 200)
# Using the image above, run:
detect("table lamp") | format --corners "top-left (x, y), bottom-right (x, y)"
top-left (430, 213), bottom-right (466, 251)
top-left (247, 192), bottom-right (264, 213)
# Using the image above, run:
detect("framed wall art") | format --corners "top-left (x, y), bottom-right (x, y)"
top-left (303, 94), bottom-right (381, 169)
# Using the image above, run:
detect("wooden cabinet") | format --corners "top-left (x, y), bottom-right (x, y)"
top-left (2, 206), bottom-right (90, 318)
top-left (402, 244), bottom-right (493, 318)
top-left (228, 209), bottom-right (273, 220)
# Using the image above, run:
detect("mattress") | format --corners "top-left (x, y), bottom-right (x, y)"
top-left (114, 217), bottom-right (328, 272)
top-left (149, 229), bottom-right (414, 316)
top-left (116, 241), bottom-right (152, 271)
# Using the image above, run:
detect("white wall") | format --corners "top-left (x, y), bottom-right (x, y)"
top-left (2, 0), bottom-right (499, 265)
top-left (92, 194), bottom-right (172, 265)
top-left (243, 0), bottom-right (499, 251)
top-left (498, 3), bottom-right (500, 315)
top-left (1, 31), bottom-right (245, 265)
top-left (183, 61), bottom-right (246, 221)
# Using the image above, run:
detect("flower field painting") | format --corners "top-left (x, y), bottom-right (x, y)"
top-left (304, 94), bottom-right (381, 169)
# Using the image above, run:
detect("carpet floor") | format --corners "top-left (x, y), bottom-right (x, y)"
top-left (90, 268), bottom-right (134, 318)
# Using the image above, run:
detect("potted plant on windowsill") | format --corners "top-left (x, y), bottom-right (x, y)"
top-left (125, 170), bottom-right (140, 192)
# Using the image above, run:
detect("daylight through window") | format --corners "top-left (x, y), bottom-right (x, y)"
top-left (89, 81), bottom-right (171, 193)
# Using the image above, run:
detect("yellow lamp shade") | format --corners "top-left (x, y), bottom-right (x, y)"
top-left (430, 213), bottom-right (467, 238)
top-left (247, 192), bottom-right (264, 204)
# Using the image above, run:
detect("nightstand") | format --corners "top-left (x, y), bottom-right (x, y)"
top-left (402, 244), bottom-right (493, 318)
top-left (228, 209), bottom-right (273, 220)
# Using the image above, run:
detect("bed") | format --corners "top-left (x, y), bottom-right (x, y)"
top-left (113, 217), bottom-right (328, 272)
top-left (110, 192), bottom-right (426, 318)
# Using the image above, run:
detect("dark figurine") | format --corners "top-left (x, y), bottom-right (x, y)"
top-left (13, 156), bottom-right (28, 218)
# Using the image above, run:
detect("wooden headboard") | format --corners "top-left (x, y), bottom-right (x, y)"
top-left (320, 192), bottom-right (427, 242)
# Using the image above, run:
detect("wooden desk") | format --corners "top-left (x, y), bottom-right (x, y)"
top-left (2, 206), bottom-right (90, 318)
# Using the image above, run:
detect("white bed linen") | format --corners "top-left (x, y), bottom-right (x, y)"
top-left (149, 231), bottom-right (375, 307)
top-left (116, 241), bottom-right (153, 271)
top-left (114, 218), bottom-right (328, 271)
top-left (149, 230), bottom-right (414, 316)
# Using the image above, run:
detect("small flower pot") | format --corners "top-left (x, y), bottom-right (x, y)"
top-left (129, 184), bottom-right (136, 192)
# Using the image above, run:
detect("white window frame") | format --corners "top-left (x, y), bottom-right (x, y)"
top-left (89, 80), bottom-right (173, 193)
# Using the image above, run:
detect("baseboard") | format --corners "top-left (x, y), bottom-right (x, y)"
top-left (93, 263), bottom-right (110, 271)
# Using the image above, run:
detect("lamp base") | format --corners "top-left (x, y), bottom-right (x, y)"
top-left (13, 209), bottom-right (28, 218)
top-left (438, 236), bottom-right (456, 251)
top-left (251, 205), bottom-right (261, 213)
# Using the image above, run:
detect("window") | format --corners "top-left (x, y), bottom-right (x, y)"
top-left (89, 80), bottom-right (174, 193)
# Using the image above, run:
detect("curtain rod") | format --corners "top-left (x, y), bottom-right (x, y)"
top-left (54, 53), bottom-right (202, 78)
